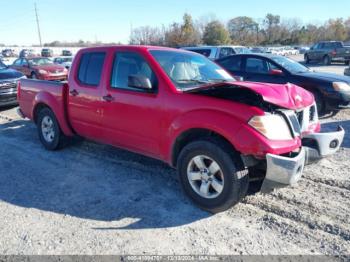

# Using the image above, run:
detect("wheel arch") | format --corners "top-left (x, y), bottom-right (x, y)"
top-left (171, 128), bottom-right (240, 168)
top-left (32, 92), bottom-right (74, 136)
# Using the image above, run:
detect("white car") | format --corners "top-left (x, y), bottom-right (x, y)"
top-left (53, 56), bottom-right (73, 69)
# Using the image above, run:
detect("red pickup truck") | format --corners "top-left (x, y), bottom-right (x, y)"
top-left (17, 45), bottom-right (345, 213)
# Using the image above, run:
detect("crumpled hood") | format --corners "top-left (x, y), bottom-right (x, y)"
top-left (235, 81), bottom-right (314, 110)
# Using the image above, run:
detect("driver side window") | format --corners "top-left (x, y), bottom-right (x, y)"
top-left (110, 52), bottom-right (157, 91)
top-left (245, 58), bottom-right (269, 74)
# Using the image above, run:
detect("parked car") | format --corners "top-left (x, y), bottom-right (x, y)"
top-left (2, 49), bottom-right (15, 57)
top-left (41, 48), bottom-right (53, 57)
top-left (304, 41), bottom-right (350, 65)
top-left (19, 49), bottom-right (35, 58)
top-left (295, 46), bottom-right (310, 54)
top-left (17, 45), bottom-right (344, 212)
top-left (345, 66), bottom-right (350, 77)
top-left (62, 50), bottom-right (73, 56)
top-left (181, 45), bottom-right (251, 60)
top-left (216, 53), bottom-right (350, 115)
top-left (11, 57), bottom-right (68, 81)
top-left (0, 59), bottom-right (25, 107)
top-left (53, 56), bottom-right (73, 69)
top-left (250, 47), bottom-right (266, 53)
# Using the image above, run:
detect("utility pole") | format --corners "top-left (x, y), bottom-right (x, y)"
top-left (34, 3), bottom-right (42, 47)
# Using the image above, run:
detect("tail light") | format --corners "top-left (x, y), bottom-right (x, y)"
top-left (17, 80), bottom-right (21, 100)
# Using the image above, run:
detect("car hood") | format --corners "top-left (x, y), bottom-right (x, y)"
top-left (186, 81), bottom-right (314, 110)
top-left (32, 64), bottom-right (65, 71)
top-left (0, 67), bottom-right (24, 80)
top-left (297, 71), bottom-right (350, 83)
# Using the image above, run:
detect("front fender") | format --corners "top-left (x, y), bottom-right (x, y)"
top-left (163, 109), bottom-right (245, 164)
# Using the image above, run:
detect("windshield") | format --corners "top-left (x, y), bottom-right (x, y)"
top-left (0, 60), bottom-right (7, 69)
top-left (28, 58), bottom-right (54, 66)
top-left (150, 50), bottom-right (234, 90)
top-left (270, 56), bottom-right (310, 73)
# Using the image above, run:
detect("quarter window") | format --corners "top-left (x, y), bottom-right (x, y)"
top-left (78, 52), bottom-right (106, 86)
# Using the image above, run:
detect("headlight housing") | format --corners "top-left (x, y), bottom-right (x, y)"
top-left (333, 82), bottom-right (350, 92)
top-left (38, 69), bottom-right (48, 75)
top-left (248, 114), bottom-right (293, 140)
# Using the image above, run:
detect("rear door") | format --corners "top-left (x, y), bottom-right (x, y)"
top-left (68, 51), bottom-right (107, 139)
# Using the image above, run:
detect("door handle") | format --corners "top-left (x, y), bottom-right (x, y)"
top-left (70, 89), bottom-right (79, 96)
top-left (102, 94), bottom-right (114, 102)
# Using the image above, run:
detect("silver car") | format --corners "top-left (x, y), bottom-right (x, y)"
top-left (180, 45), bottom-right (251, 60)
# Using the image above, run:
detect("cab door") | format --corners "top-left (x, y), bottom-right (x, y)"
top-left (99, 50), bottom-right (162, 157)
top-left (67, 51), bottom-right (106, 140)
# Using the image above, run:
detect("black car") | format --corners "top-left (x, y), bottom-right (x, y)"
top-left (0, 60), bottom-right (25, 107)
top-left (41, 48), bottom-right (53, 57)
top-left (216, 54), bottom-right (350, 115)
top-left (61, 50), bottom-right (72, 56)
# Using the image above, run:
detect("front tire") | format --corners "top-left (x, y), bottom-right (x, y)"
top-left (304, 54), bottom-right (310, 64)
top-left (177, 140), bottom-right (249, 213)
top-left (323, 55), bottom-right (331, 65)
top-left (312, 91), bottom-right (325, 116)
top-left (37, 108), bottom-right (67, 150)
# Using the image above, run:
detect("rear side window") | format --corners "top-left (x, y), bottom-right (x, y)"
top-left (78, 52), bottom-right (106, 86)
top-left (218, 56), bottom-right (242, 71)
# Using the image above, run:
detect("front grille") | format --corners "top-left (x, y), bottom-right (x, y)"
top-left (0, 81), bottom-right (17, 90)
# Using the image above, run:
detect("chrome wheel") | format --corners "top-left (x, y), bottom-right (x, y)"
top-left (187, 155), bottom-right (224, 199)
top-left (41, 116), bottom-right (55, 143)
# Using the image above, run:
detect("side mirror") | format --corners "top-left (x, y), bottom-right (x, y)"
top-left (234, 76), bottom-right (244, 81)
top-left (269, 69), bottom-right (283, 76)
top-left (128, 75), bottom-right (152, 90)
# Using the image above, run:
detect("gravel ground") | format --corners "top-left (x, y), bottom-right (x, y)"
top-left (0, 105), bottom-right (349, 256)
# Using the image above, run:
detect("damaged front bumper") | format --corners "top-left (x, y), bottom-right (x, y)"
top-left (261, 126), bottom-right (345, 192)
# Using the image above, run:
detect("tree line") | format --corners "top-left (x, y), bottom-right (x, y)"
top-left (129, 13), bottom-right (350, 47)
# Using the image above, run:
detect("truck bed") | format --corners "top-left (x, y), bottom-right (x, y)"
top-left (18, 79), bottom-right (69, 126)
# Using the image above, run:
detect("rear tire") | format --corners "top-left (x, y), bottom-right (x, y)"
top-left (177, 139), bottom-right (249, 213)
top-left (37, 107), bottom-right (67, 150)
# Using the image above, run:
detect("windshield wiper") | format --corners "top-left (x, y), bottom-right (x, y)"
top-left (176, 79), bottom-right (210, 84)
top-left (206, 78), bottom-right (231, 83)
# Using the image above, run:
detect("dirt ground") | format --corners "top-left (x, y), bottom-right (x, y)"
top-left (1, 58), bottom-right (350, 255)
top-left (0, 103), bottom-right (349, 256)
